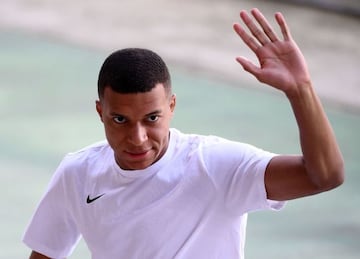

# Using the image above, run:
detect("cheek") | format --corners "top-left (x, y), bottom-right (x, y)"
top-left (148, 125), bottom-right (169, 144)
top-left (103, 122), bottom-right (125, 144)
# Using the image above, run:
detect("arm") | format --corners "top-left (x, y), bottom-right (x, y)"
top-left (233, 8), bottom-right (344, 201)
top-left (29, 251), bottom-right (52, 259)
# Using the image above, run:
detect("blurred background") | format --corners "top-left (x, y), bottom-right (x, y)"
top-left (0, 0), bottom-right (359, 258)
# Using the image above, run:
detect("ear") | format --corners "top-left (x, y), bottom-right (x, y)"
top-left (95, 100), bottom-right (104, 122)
top-left (170, 94), bottom-right (176, 113)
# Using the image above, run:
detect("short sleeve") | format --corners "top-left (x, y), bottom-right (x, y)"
top-left (201, 138), bottom-right (285, 215)
top-left (22, 158), bottom-right (81, 258)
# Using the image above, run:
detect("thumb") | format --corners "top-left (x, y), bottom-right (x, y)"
top-left (236, 56), bottom-right (260, 77)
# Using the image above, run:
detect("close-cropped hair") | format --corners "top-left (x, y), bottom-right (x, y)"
top-left (97, 48), bottom-right (172, 98)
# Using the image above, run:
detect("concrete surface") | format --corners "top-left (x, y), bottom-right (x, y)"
top-left (0, 0), bottom-right (359, 112)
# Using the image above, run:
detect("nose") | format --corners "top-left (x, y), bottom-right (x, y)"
top-left (128, 123), bottom-right (148, 146)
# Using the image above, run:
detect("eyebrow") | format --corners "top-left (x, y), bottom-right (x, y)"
top-left (110, 110), bottom-right (162, 118)
top-left (145, 110), bottom-right (162, 117)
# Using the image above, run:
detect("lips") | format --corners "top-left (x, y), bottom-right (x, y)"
top-left (124, 149), bottom-right (151, 158)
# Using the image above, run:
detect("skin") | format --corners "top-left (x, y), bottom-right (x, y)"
top-left (96, 84), bottom-right (176, 170)
top-left (29, 251), bottom-right (50, 259)
top-left (29, 8), bottom-right (344, 258)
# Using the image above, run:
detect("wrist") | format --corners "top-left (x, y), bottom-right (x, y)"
top-left (285, 81), bottom-right (313, 101)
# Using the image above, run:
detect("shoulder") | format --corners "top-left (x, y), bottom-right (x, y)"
top-left (171, 128), bottom-right (271, 160)
top-left (57, 140), bottom-right (112, 175)
top-left (67, 140), bottom-right (110, 159)
top-left (170, 128), bottom-right (222, 156)
top-left (171, 128), bottom-right (230, 148)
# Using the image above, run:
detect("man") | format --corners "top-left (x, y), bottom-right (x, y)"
top-left (24, 8), bottom-right (344, 259)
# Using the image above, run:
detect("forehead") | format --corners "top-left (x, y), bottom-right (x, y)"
top-left (101, 84), bottom-right (169, 115)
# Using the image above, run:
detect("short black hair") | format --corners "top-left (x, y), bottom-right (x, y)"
top-left (97, 48), bottom-right (171, 98)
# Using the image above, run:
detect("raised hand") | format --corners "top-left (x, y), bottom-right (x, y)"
top-left (233, 8), bottom-right (311, 97)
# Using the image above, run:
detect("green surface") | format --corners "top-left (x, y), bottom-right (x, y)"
top-left (1, 30), bottom-right (359, 258)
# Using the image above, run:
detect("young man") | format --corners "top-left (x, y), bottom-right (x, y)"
top-left (24, 9), bottom-right (344, 259)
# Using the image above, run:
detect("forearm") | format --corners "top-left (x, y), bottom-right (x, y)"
top-left (29, 251), bottom-right (52, 259)
top-left (287, 82), bottom-right (344, 189)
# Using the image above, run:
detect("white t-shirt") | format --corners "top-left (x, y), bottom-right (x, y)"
top-left (23, 128), bottom-right (284, 259)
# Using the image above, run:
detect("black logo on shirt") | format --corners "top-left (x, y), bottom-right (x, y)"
top-left (86, 194), bottom-right (105, 204)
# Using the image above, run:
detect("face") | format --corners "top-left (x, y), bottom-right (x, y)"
top-left (96, 84), bottom-right (176, 170)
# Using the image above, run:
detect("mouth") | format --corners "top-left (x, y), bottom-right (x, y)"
top-left (124, 149), bottom-right (151, 159)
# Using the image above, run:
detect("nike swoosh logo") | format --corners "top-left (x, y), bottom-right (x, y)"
top-left (86, 194), bottom-right (105, 204)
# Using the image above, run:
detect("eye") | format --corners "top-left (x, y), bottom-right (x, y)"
top-left (113, 116), bottom-right (126, 124)
top-left (147, 115), bottom-right (159, 122)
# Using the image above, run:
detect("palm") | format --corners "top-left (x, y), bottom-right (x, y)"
top-left (256, 40), bottom-right (309, 91)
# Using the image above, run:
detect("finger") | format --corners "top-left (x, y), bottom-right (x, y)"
top-left (275, 12), bottom-right (292, 41)
top-left (233, 23), bottom-right (260, 53)
top-left (235, 56), bottom-right (260, 78)
top-left (251, 8), bottom-right (279, 42)
top-left (240, 10), bottom-right (269, 46)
